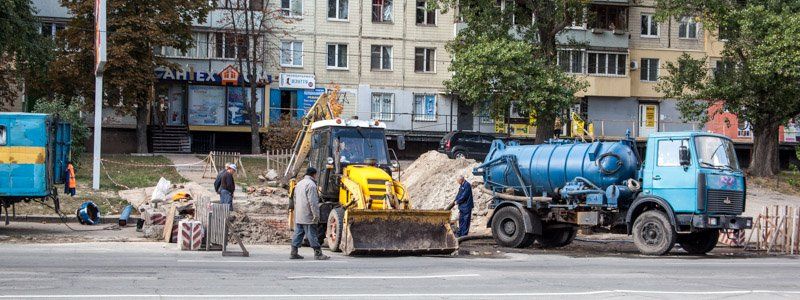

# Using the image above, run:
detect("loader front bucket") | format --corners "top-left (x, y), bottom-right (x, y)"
top-left (341, 209), bottom-right (458, 256)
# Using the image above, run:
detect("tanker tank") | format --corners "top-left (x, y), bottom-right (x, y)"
top-left (474, 139), bottom-right (641, 204)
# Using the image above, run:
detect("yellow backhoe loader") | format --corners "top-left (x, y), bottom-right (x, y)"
top-left (285, 88), bottom-right (457, 255)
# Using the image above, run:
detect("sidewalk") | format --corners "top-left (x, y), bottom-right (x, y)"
top-left (162, 154), bottom-right (248, 202)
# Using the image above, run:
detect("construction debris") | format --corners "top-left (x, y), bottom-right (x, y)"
top-left (401, 151), bottom-right (494, 235)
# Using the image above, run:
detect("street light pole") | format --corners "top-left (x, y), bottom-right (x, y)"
top-left (93, 0), bottom-right (107, 190)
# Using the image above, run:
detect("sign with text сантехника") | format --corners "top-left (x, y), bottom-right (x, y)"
top-left (279, 73), bottom-right (315, 89)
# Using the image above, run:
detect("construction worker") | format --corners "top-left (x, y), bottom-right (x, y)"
top-left (290, 167), bottom-right (329, 260)
top-left (219, 164), bottom-right (236, 210)
top-left (213, 163), bottom-right (230, 194)
top-left (64, 161), bottom-right (76, 196)
top-left (454, 175), bottom-right (474, 237)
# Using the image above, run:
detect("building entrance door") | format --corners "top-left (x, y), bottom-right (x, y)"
top-left (638, 103), bottom-right (659, 137)
top-left (457, 101), bottom-right (474, 131)
top-left (280, 90), bottom-right (297, 118)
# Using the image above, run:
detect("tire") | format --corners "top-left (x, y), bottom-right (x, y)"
top-left (326, 207), bottom-right (344, 252)
top-left (632, 210), bottom-right (676, 255)
top-left (453, 150), bottom-right (466, 159)
top-left (678, 229), bottom-right (720, 255)
top-left (538, 225), bottom-right (578, 248)
top-left (491, 206), bottom-right (536, 248)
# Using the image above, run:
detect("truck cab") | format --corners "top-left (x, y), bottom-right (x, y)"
top-left (627, 132), bottom-right (752, 254)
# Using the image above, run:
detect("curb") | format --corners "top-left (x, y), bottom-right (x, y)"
top-left (9, 215), bottom-right (141, 224)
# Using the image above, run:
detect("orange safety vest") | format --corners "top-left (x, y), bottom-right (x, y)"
top-left (67, 164), bottom-right (76, 188)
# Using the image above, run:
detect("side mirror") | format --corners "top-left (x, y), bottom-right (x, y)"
top-left (397, 135), bottom-right (406, 151)
top-left (391, 161), bottom-right (400, 172)
top-left (679, 145), bottom-right (691, 166)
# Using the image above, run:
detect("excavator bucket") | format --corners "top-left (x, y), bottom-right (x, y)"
top-left (340, 209), bottom-right (458, 255)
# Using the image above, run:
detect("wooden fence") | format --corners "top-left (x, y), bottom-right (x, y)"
top-left (202, 151), bottom-right (247, 178)
top-left (265, 149), bottom-right (293, 175)
top-left (745, 205), bottom-right (800, 254)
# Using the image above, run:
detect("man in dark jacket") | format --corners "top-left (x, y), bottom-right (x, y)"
top-left (454, 175), bottom-right (474, 237)
top-left (219, 164), bottom-right (236, 210)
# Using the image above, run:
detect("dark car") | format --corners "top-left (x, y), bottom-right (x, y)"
top-left (438, 131), bottom-right (501, 161)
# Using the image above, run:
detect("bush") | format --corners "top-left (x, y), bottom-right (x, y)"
top-left (33, 97), bottom-right (89, 162)
top-left (261, 115), bottom-right (302, 151)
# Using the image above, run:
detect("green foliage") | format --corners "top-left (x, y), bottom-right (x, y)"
top-left (50, 0), bottom-right (211, 112)
top-left (33, 97), bottom-right (90, 161)
top-left (655, 0), bottom-right (800, 176)
top-left (0, 0), bottom-right (54, 107)
top-left (445, 35), bottom-right (587, 123)
top-left (437, 0), bottom-right (589, 141)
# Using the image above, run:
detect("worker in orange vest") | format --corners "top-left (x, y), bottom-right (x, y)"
top-left (64, 161), bottom-right (76, 196)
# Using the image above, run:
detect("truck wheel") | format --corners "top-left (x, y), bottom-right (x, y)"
top-left (326, 207), bottom-right (344, 252)
top-left (538, 225), bottom-right (578, 248)
top-left (678, 229), bottom-right (720, 255)
top-left (632, 210), bottom-right (676, 255)
top-left (491, 206), bottom-right (535, 248)
top-left (453, 150), bottom-right (466, 159)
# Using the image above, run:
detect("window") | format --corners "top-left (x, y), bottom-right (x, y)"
top-left (641, 14), bottom-right (658, 37)
top-left (371, 93), bottom-right (394, 121)
top-left (414, 48), bottom-right (435, 73)
top-left (589, 4), bottom-right (627, 30)
top-left (714, 60), bottom-right (735, 79)
top-left (416, 1), bottom-right (436, 25)
top-left (479, 102), bottom-right (493, 124)
top-left (657, 139), bottom-right (689, 167)
top-left (678, 16), bottom-right (698, 39)
top-left (558, 50), bottom-right (584, 74)
top-left (212, 33), bottom-right (240, 59)
top-left (280, 41), bottom-right (303, 67)
top-left (0, 125), bottom-right (5, 146)
top-left (327, 44), bottom-right (348, 69)
top-left (413, 94), bottom-right (437, 121)
top-left (737, 121), bottom-right (752, 138)
top-left (372, 0), bottom-right (393, 22)
top-left (39, 22), bottom-right (65, 40)
top-left (587, 52), bottom-right (626, 76)
top-left (281, 0), bottom-right (303, 17)
top-left (192, 32), bottom-right (209, 58)
top-left (640, 58), bottom-right (659, 82)
top-left (328, 0), bottom-right (348, 20)
top-left (370, 45), bottom-right (392, 70)
top-left (718, 23), bottom-right (737, 41)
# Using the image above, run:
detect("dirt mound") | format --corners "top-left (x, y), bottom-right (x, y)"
top-left (229, 212), bottom-right (291, 244)
top-left (401, 151), bottom-right (493, 235)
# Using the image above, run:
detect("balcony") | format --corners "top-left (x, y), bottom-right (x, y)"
top-left (576, 75), bottom-right (631, 98)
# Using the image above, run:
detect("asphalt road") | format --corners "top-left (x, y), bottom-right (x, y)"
top-left (0, 242), bottom-right (799, 299)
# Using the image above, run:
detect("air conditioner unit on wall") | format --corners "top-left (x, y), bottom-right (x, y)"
top-left (630, 60), bottom-right (639, 71)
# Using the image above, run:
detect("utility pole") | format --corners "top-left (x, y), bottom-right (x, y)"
top-left (93, 0), bottom-right (107, 190)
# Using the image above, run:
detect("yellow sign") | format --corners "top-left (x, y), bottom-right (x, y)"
top-left (645, 106), bottom-right (656, 128)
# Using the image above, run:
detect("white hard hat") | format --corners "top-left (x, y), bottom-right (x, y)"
top-left (229, 164), bottom-right (237, 171)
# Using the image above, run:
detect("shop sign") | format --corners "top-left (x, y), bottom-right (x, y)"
top-left (279, 73), bottom-right (315, 89)
top-left (302, 88), bottom-right (327, 114)
top-left (155, 66), bottom-right (271, 85)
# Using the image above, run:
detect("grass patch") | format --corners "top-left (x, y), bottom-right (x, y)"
top-left (74, 154), bottom-right (186, 191)
top-left (237, 156), bottom-right (272, 188)
top-left (749, 171), bottom-right (800, 196)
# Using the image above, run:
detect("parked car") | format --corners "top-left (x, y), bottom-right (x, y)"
top-left (438, 131), bottom-right (502, 160)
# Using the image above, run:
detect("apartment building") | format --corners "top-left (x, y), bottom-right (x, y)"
top-left (266, 0), bottom-right (478, 141)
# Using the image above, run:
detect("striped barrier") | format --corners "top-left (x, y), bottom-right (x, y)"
top-left (178, 220), bottom-right (204, 251)
top-left (719, 229), bottom-right (746, 247)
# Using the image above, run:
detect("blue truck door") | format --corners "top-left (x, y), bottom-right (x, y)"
top-left (649, 138), bottom-right (697, 213)
top-left (52, 122), bottom-right (71, 184)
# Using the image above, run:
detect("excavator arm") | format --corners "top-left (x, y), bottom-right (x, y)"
top-left (282, 87), bottom-right (343, 183)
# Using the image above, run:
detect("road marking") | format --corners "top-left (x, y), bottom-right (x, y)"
top-left (177, 259), bottom-right (346, 263)
top-left (4, 290), bottom-right (800, 298)
top-left (287, 274), bottom-right (480, 279)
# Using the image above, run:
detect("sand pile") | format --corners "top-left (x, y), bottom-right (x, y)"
top-left (401, 151), bottom-right (494, 235)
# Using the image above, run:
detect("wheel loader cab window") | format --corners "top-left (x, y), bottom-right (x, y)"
top-left (333, 128), bottom-right (389, 165)
top-left (657, 139), bottom-right (689, 167)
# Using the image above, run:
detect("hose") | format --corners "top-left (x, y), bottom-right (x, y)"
top-left (457, 234), bottom-right (493, 243)
top-left (476, 184), bottom-right (548, 202)
top-left (597, 152), bottom-right (624, 175)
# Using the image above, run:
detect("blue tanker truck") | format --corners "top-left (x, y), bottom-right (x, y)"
top-left (473, 131), bottom-right (752, 255)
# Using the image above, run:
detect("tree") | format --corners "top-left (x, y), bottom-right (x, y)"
top-left (50, 0), bottom-right (210, 153)
top-left (436, 0), bottom-right (588, 143)
top-left (0, 0), bottom-right (52, 109)
top-left (655, 1), bottom-right (800, 176)
top-left (219, 0), bottom-right (287, 154)
top-left (33, 97), bottom-right (90, 161)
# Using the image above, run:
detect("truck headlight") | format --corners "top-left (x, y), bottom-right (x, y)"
top-left (708, 217), bottom-right (718, 226)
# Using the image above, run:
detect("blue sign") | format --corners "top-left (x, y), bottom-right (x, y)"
top-left (302, 88), bottom-right (327, 115)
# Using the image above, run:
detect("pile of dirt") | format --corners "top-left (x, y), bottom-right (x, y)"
top-left (229, 212), bottom-right (291, 244)
top-left (401, 151), bottom-right (493, 235)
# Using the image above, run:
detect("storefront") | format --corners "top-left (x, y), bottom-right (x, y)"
top-left (269, 73), bottom-right (323, 122)
top-left (155, 66), bottom-right (270, 127)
